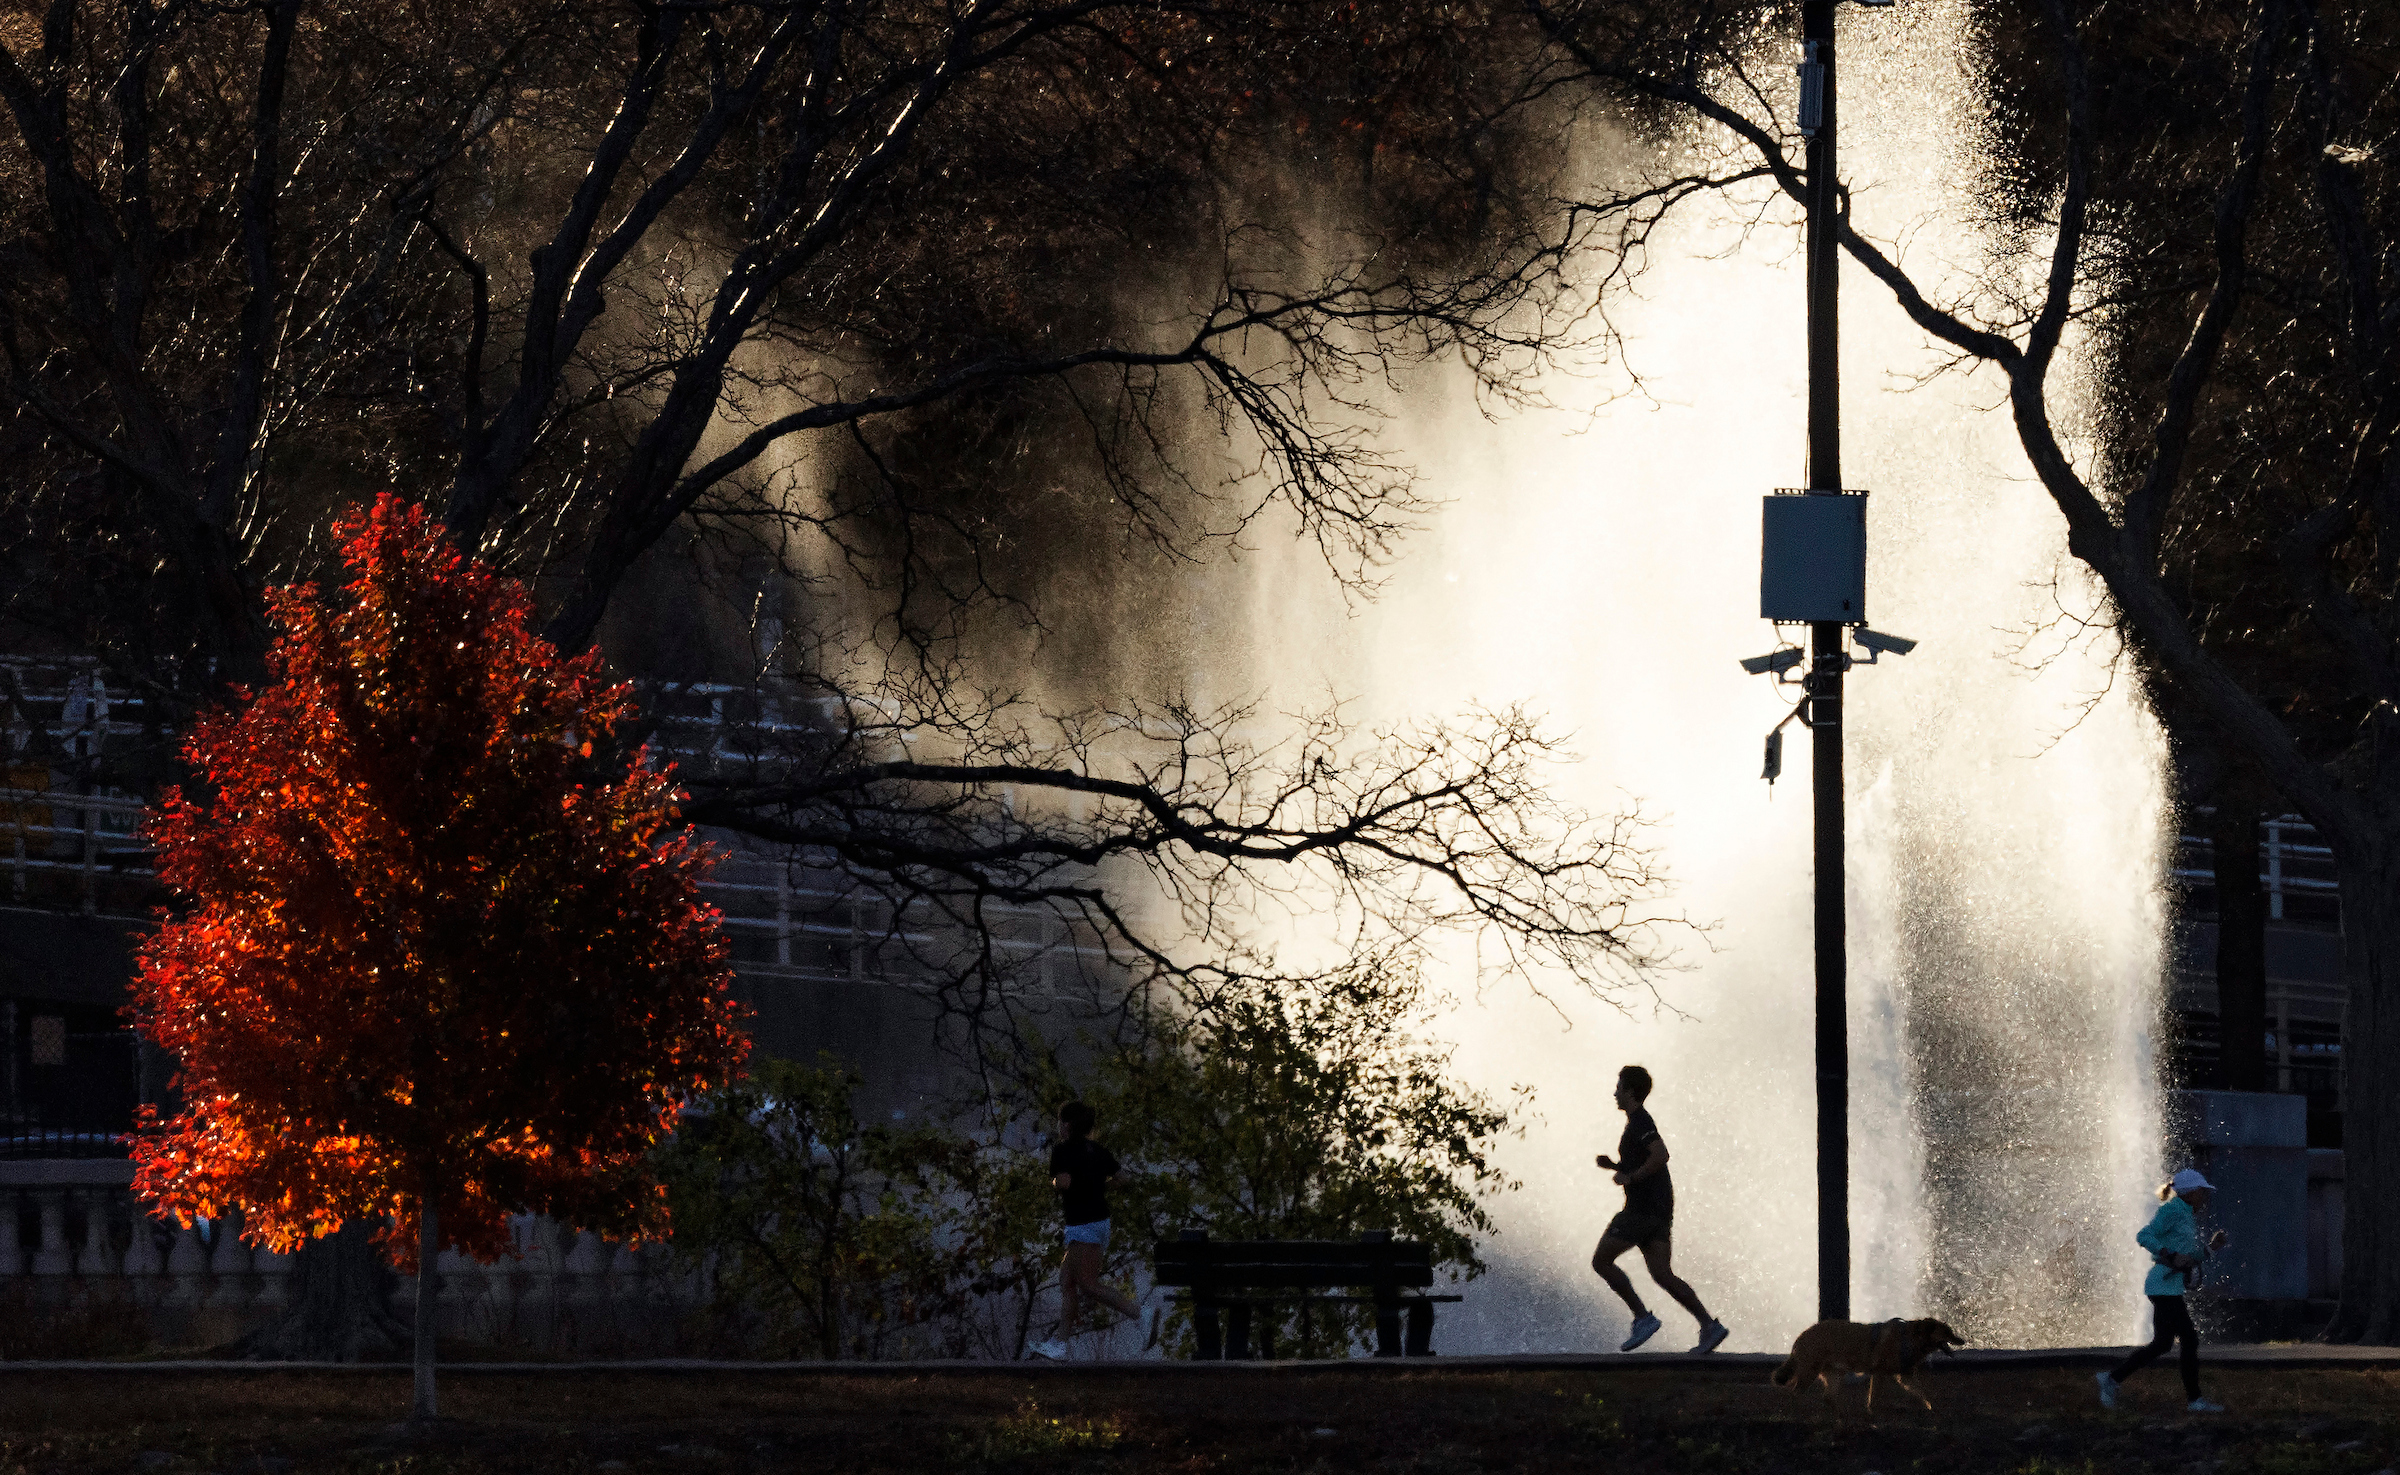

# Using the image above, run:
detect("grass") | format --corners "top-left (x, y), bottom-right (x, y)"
top-left (0, 1364), bottom-right (2394, 1474)
top-left (944, 1400), bottom-right (1125, 1469)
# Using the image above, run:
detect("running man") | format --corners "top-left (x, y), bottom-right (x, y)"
top-left (1593, 1064), bottom-right (1730, 1353)
top-left (1027, 1100), bottom-right (1141, 1361)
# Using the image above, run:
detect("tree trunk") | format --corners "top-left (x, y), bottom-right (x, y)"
top-left (413, 1188), bottom-right (439, 1422)
top-left (222, 1221), bottom-right (409, 1361)
top-left (2210, 804), bottom-right (2271, 1094)
top-left (2327, 850), bottom-right (2400, 1343)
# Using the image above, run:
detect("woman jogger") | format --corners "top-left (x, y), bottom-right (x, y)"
top-left (2095, 1167), bottom-right (2228, 1414)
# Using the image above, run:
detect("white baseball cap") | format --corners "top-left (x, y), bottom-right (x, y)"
top-left (2171, 1168), bottom-right (2215, 1194)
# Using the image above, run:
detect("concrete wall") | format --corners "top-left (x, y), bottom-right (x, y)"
top-left (2166, 1089), bottom-right (2308, 1302)
top-left (2309, 1148), bottom-right (2344, 1301)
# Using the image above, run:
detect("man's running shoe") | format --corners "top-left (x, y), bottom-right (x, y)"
top-left (1027, 1338), bottom-right (1069, 1361)
top-left (1692, 1320), bottom-right (1731, 1354)
top-left (2094, 1372), bottom-right (2118, 1409)
top-left (2187, 1398), bottom-right (2225, 1413)
top-left (1619, 1312), bottom-right (1662, 1352)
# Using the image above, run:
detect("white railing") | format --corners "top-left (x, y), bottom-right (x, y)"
top-left (703, 845), bottom-right (1129, 992)
top-left (2174, 810), bottom-right (2340, 922)
top-left (0, 786), bottom-right (1137, 1016)
top-left (0, 788), bottom-right (147, 917)
top-left (0, 661), bottom-right (151, 764)
top-left (0, 667), bottom-right (1145, 987)
top-left (0, 792), bottom-right (1129, 993)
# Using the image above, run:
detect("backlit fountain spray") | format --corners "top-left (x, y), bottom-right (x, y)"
top-left (1209, 0), bottom-right (2167, 1352)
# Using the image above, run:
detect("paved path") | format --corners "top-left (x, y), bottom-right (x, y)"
top-left (3, 1346), bottom-right (2396, 1374)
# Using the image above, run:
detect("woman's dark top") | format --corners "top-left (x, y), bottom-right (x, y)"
top-left (1050, 1137), bottom-right (1120, 1227)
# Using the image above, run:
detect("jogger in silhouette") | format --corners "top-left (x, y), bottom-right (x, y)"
top-left (1592, 1065), bottom-right (1729, 1355)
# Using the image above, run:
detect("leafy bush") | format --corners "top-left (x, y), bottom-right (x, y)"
top-left (1091, 952), bottom-right (1522, 1357)
top-left (661, 951), bottom-right (1521, 1360)
top-left (654, 1055), bottom-right (963, 1359)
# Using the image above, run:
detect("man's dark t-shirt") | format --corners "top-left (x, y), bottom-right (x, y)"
top-left (1618, 1107), bottom-right (1674, 1218)
top-left (1050, 1138), bottom-right (1121, 1227)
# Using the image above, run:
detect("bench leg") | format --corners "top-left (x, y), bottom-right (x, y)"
top-left (1374, 1300), bottom-right (1403, 1357)
top-left (1194, 1302), bottom-right (1223, 1361)
top-left (1227, 1303), bottom-right (1253, 1360)
top-left (1404, 1300), bottom-right (1435, 1357)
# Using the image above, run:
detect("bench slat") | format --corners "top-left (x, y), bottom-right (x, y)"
top-left (1157, 1265), bottom-right (1436, 1290)
top-left (1154, 1240), bottom-right (1435, 1265)
top-left (1152, 1235), bottom-right (1456, 1359)
top-left (1169, 1293), bottom-right (1464, 1305)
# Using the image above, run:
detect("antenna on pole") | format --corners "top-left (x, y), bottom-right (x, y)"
top-left (1741, 0), bottom-right (1914, 1323)
top-left (1796, 0), bottom-right (1898, 1326)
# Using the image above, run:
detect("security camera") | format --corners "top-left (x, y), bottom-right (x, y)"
top-left (1852, 628), bottom-right (1917, 657)
top-left (1740, 648), bottom-right (1806, 677)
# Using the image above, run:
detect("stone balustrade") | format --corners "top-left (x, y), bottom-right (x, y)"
top-left (0, 1160), bottom-right (709, 1355)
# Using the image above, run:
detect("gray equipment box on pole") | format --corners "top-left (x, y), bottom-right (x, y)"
top-left (1761, 490), bottom-right (1867, 624)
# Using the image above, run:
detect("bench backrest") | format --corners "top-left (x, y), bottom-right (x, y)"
top-left (1152, 1232), bottom-right (1437, 1290)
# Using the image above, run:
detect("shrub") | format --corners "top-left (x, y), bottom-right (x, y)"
top-left (663, 949), bottom-right (1521, 1360)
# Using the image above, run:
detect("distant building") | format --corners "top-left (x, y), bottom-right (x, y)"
top-left (2165, 811), bottom-right (2345, 1147)
top-left (0, 667), bottom-right (1124, 1150)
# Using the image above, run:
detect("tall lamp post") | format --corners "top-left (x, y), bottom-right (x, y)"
top-left (1742, 0), bottom-right (1913, 1327)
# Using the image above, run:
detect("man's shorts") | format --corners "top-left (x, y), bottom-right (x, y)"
top-left (1602, 1210), bottom-right (1672, 1249)
top-left (1064, 1219), bottom-right (1111, 1247)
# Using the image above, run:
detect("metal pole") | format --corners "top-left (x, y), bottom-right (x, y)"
top-left (1803, 0), bottom-right (1850, 1325)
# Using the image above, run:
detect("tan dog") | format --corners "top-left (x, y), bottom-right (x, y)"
top-left (1771, 1318), bottom-right (1966, 1415)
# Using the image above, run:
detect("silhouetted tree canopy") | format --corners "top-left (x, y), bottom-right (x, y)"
top-left (3, 0), bottom-right (1715, 1068)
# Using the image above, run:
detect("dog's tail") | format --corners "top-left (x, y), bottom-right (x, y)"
top-left (1771, 1357), bottom-right (1797, 1387)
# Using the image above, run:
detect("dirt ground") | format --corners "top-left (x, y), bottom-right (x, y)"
top-left (0, 1362), bottom-right (2394, 1475)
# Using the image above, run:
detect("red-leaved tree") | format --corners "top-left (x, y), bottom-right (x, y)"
top-left (128, 493), bottom-right (747, 1417)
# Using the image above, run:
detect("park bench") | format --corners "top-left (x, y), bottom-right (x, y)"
top-left (1151, 1229), bottom-right (1462, 1359)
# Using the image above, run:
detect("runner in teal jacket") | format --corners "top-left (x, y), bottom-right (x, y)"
top-left (2137, 1194), bottom-right (2205, 1297)
top-left (2097, 1168), bottom-right (2227, 1413)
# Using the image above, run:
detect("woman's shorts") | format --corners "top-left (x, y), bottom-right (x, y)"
top-left (1064, 1219), bottom-right (1111, 1247)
